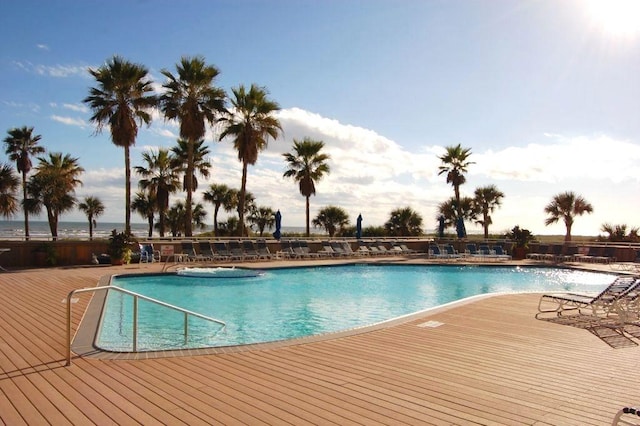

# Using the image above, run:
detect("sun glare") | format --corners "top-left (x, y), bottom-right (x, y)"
top-left (587, 0), bottom-right (640, 37)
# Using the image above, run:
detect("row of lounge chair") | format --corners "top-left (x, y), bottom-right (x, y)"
top-left (427, 243), bottom-right (511, 261)
top-left (144, 239), bottom-right (422, 265)
top-left (527, 245), bottom-right (617, 264)
top-left (540, 276), bottom-right (640, 425)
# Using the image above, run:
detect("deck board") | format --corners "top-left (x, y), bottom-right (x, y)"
top-left (0, 261), bottom-right (639, 425)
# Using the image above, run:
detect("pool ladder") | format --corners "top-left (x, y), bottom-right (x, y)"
top-left (65, 285), bottom-right (226, 366)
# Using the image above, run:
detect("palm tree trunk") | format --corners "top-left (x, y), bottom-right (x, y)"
top-left (238, 162), bottom-right (248, 237)
top-left (124, 147), bottom-right (131, 235)
top-left (305, 196), bottom-right (310, 237)
top-left (213, 204), bottom-right (220, 236)
top-left (22, 171), bottom-right (29, 241)
top-left (89, 217), bottom-right (94, 241)
top-left (47, 208), bottom-right (57, 241)
top-left (159, 210), bottom-right (166, 238)
top-left (147, 215), bottom-right (153, 238)
top-left (185, 140), bottom-right (194, 237)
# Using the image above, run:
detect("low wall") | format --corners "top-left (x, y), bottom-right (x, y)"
top-left (0, 238), bottom-right (636, 269)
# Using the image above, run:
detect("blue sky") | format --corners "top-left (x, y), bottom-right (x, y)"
top-left (1, 0), bottom-right (639, 236)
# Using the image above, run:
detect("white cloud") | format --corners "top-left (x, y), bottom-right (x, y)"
top-left (36, 44), bottom-right (49, 51)
top-left (51, 115), bottom-right (86, 128)
top-left (13, 61), bottom-right (88, 78)
top-left (59, 107), bottom-right (640, 237)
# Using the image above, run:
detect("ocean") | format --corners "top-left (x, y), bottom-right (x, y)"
top-left (0, 220), bottom-right (315, 240)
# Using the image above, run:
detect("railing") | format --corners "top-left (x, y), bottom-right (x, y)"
top-left (65, 285), bottom-right (226, 366)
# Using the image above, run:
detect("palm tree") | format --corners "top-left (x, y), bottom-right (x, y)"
top-left (0, 163), bottom-right (20, 218)
top-left (312, 205), bottom-right (350, 237)
top-left (27, 152), bottom-right (84, 240)
top-left (248, 206), bottom-right (275, 236)
top-left (437, 196), bottom-right (476, 233)
top-left (3, 126), bottom-right (45, 239)
top-left (134, 148), bottom-right (181, 237)
top-left (282, 138), bottom-right (331, 237)
top-left (544, 191), bottom-right (594, 242)
top-left (219, 84), bottom-right (282, 236)
top-left (170, 138), bottom-right (211, 193)
top-left (159, 56), bottom-right (226, 237)
top-left (132, 191), bottom-right (157, 238)
top-left (473, 185), bottom-right (505, 239)
top-left (78, 196), bottom-right (105, 240)
top-left (385, 207), bottom-right (424, 236)
top-left (83, 55), bottom-right (156, 235)
top-left (600, 223), bottom-right (639, 242)
top-left (203, 183), bottom-right (236, 235)
top-left (438, 144), bottom-right (474, 215)
top-left (165, 200), bottom-right (208, 237)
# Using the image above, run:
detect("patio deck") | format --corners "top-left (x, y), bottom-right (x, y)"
top-left (1, 260), bottom-right (639, 425)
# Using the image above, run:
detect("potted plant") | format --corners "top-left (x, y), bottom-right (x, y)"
top-left (505, 226), bottom-right (534, 260)
top-left (107, 229), bottom-right (134, 265)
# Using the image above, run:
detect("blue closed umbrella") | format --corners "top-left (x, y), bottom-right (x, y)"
top-left (456, 217), bottom-right (467, 239)
top-left (438, 215), bottom-right (445, 238)
top-left (273, 210), bottom-right (282, 240)
top-left (356, 214), bottom-right (363, 239)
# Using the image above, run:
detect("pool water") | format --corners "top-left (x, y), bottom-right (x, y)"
top-left (98, 264), bottom-right (615, 352)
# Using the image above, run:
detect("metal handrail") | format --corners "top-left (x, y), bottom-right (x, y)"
top-left (66, 285), bottom-right (226, 366)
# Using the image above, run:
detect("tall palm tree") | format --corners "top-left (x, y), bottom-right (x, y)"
top-left (0, 163), bottom-right (20, 218)
top-left (219, 84), bottom-right (282, 236)
top-left (132, 191), bottom-right (157, 238)
top-left (438, 144), bottom-right (474, 215)
top-left (134, 148), bottom-right (181, 237)
top-left (170, 138), bottom-right (211, 194)
top-left (27, 152), bottom-right (84, 240)
top-left (312, 205), bottom-right (350, 238)
top-left (282, 138), bottom-right (331, 237)
top-left (473, 185), bottom-right (505, 239)
top-left (385, 207), bottom-right (424, 237)
top-left (159, 56), bottom-right (226, 237)
top-left (83, 55), bottom-right (156, 235)
top-left (203, 183), bottom-right (235, 235)
top-left (78, 196), bottom-right (105, 240)
top-left (544, 191), bottom-right (594, 242)
top-left (3, 126), bottom-right (45, 239)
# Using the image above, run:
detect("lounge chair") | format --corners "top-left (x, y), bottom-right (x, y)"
top-left (536, 276), bottom-right (639, 319)
top-left (229, 240), bottom-right (257, 261)
top-left (527, 244), bottom-right (548, 261)
top-left (242, 240), bottom-right (262, 259)
top-left (197, 241), bottom-right (220, 261)
top-left (428, 244), bottom-right (448, 260)
top-left (255, 239), bottom-right (275, 260)
top-left (295, 240), bottom-right (323, 258)
top-left (180, 241), bottom-right (203, 262)
top-left (492, 245), bottom-right (512, 260)
top-left (339, 241), bottom-right (363, 257)
top-left (443, 244), bottom-right (462, 259)
top-left (138, 243), bottom-right (160, 264)
top-left (612, 406), bottom-right (640, 426)
top-left (213, 241), bottom-right (233, 261)
top-left (393, 242), bottom-right (417, 254)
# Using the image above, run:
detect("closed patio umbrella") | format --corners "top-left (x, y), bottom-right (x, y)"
top-left (356, 214), bottom-right (363, 239)
top-left (273, 210), bottom-right (282, 240)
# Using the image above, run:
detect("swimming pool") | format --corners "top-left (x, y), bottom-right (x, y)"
top-left (98, 264), bottom-right (615, 352)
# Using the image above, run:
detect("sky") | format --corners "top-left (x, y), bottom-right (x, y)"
top-left (1, 0), bottom-right (639, 236)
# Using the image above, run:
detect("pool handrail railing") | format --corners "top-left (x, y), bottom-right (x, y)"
top-left (65, 285), bottom-right (226, 366)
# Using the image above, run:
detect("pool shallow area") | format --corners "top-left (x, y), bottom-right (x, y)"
top-left (98, 264), bottom-right (616, 352)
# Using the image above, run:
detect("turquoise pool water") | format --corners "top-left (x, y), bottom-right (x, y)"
top-left (98, 265), bottom-right (615, 352)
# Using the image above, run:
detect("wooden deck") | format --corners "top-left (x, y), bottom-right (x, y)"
top-left (1, 260), bottom-right (639, 425)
